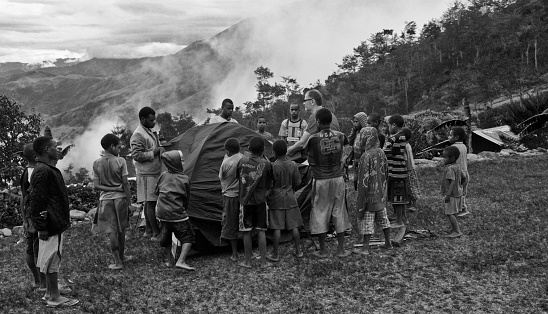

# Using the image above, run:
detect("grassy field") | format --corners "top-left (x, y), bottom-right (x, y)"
top-left (1, 154), bottom-right (548, 313)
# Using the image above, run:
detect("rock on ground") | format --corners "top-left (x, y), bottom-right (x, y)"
top-left (70, 210), bottom-right (87, 220)
top-left (1, 228), bottom-right (12, 237)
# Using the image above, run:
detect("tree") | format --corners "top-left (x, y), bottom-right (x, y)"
top-left (74, 167), bottom-right (90, 184)
top-left (111, 123), bottom-right (132, 156)
top-left (0, 95), bottom-right (41, 185)
top-left (63, 163), bottom-right (76, 184)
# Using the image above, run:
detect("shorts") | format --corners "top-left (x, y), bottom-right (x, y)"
top-left (309, 177), bottom-right (352, 235)
top-left (239, 203), bottom-right (268, 232)
top-left (136, 175), bottom-right (158, 203)
top-left (92, 198), bottom-right (129, 234)
top-left (159, 220), bottom-right (195, 247)
top-left (221, 196), bottom-right (240, 240)
top-left (357, 208), bottom-right (390, 235)
top-left (269, 206), bottom-right (304, 230)
top-left (25, 231), bottom-right (39, 259)
top-left (388, 178), bottom-right (409, 204)
top-left (444, 196), bottom-right (462, 215)
top-left (37, 233), bottom-right (63, 274)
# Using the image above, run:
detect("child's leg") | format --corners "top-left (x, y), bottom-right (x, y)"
top-left (382, 228), bottom-right (393, 248)
top-left (108, 232), bottom-right (123, 269)
top-left (258, 230), bottom-right (272, 268)
top-left (447, 214), bottom-right (462, 236)
top-left (46, 271), bottom-right (59, 300)
top-left (270, 229), bottom-right (281, 259)
top-left (175, 243), bottom-right (194, 269)
top-left (394, 204), bottom-right (405, 226)
top-left (336, 232), bottom-right (351, 257)
top-left (317, 233), bottom-right (327, 255)
top-left (164, 246), bottom-right (174, 267)
top-left (25, 249), bottom-right (40, 286)
top-left (241, 231), bottom-right (252, 267)
top-left (229, 239), bottom-right (238, 261)
top-left (291, 228), bottom-right (302, 257)
top-left (145, 201), bottom-right (161, 237)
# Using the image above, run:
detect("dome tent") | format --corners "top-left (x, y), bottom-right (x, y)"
top-left (165, 122), bottom-right (273, 247)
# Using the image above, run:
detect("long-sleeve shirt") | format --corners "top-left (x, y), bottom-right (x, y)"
top-left (27, 161), bottom-right (71, 235)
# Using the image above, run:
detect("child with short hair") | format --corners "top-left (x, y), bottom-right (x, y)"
top-left (449, 127), bottom-right (470, 217)
top-left (402, 128), bottom-right (421, 212)
top-left (267, 140), bottom-right (303, 261)
top-left (19, 143), bottom-right (44, 289)
top-left (384, 115), bottom-right (409, 228)
top-left (219, 138), bottom-right (243, 261)
top-left (366, 112), bottom-right (386, 149)
top-left (155, 150), bottom-right (195, 270)
top-left (441, 146), bottom-right (466, 238)
top-left (353, 127), bottom-right (392, 254)
top-left (28, 136), bottom-right (79, 308)
top-left (92, 134), bottom-right (132, 270)
top-left (238, 136), bottom-right (275, 268)
top-left (305, 108), bottom-right (352, 258)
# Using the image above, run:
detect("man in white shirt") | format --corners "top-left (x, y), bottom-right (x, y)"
top-left (278, 103), bottom-right (308, 146)
top-left (209, 99), bottom-right (239, 124)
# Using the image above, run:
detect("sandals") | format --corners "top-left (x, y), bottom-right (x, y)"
top-left (46, 297), bottom-right (79, 308)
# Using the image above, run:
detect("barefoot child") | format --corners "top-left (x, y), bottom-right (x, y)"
top-left (219, 138), bottom-right (243, 261)
top-left (383, 115), bottom-right (409, 228)
top-left (441, 146), bottom-right (467, 238)
top-left (305, 108), bottom-right (352, 258)
top-left (155, 150), bottom-right (195, 270)
top-left (19, 143), bottom-right (44, 289)
top-left (28, 137), bottom-right (79, 308)
top-left (238, 136), bottom-right (275, 268)
top-left (449, 127), bottom-right (470, 217)
top-left (92, 134), bottom-right (132, 270)
top-left (267, 140), bottom-right (303, 261)
top-left (353, 127), bottom-right (392, 254)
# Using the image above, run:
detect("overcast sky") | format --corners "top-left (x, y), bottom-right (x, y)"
top-left (0, 0), bottom-right (452, 64)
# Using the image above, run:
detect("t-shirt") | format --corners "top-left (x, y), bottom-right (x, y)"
top-left (210, 115), bottom-right (239, 124)
top-left (267, 160), bottom-right (301, 210)
top-left (306, 129), bottom-right (348, 179)
top-left (306, 107), bottom-right (340, 135)
top-left (452, 142), bottom-right (468, 173)
top-left (279, 118), bottom-right (308, 144)
top-left (256, 131), bottom-right (273, 141)
top-left (441, 163), bottom-right (464, 197)
top-left (383, 132), bottom-right (408, 179)
top-left (92, 152), bottom-right (128, 200)
top-left (219, 153), bottom-right (243, 197)
top-left (238, 154), bottom-right (274, 205)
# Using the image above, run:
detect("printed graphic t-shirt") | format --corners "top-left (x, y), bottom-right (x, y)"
top-left (306, 129), bottom-right (348, 179)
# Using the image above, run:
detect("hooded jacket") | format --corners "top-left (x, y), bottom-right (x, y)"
top-left (356, 127), bottom-right (389, 210)
top-left (154, 150), bottom-right (191, 222)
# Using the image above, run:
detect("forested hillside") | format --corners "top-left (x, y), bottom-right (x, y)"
top-left (319, 0), bottom-right (548, 118)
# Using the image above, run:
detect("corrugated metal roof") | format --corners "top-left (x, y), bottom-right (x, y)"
top-left (472, 125), bottom-right (518, 146)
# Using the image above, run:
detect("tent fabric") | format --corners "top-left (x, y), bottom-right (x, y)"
top-left (165, 122), bottom-right (273, 246)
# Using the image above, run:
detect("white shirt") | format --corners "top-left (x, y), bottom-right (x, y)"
top-left (210, 115), bottom-right (238, 124)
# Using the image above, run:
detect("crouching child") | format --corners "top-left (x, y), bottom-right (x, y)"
top-left (92, 134), bottom-right (133, 270)
top-left (155, 150), bottom-right (195, 271)
top-left (354, 127), bottom-right (392, 254)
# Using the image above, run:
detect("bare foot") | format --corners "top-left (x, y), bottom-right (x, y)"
top-left (175, 263), bottom-right (196, 271)
top-left (352, 248), bottom-right (369, 255)
top-left (266, 254), bottom-right (280, 262)
top-left (238, 262), bottom-right (252, 269)
top-left (165, 261), bottom-right (175, 268)
top-left (311, 251), bottom-right (328, 259)
top-left (229, 255), bottom-right (238, 262)
top-left (338, 250), bottom-right (352, 258)
top-left (445, 232), bottom-right (463, 238)
top-left (380, 244), bottom-right (393, 250)
top-left (122, 255), bottom-right (135, 263)
top-left (108, 264), bottom-right (123, 270)
top-left (260, 261), bottom-right (274, 268)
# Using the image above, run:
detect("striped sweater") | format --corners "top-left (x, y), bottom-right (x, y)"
top-left (383, 132), bottom-right (408, 179)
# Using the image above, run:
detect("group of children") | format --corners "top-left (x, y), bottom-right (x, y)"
top-left (19, 108), bottom-right (471, 304)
